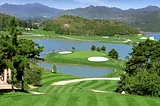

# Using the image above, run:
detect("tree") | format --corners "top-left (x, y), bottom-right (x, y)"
top-left (101, 45), bottom-right (106, 52)
top-left (91, 45), bottom-right (96, 51)
top-left (28, 20), bottom-right (32, 30)
top-left (108, 49), bottom-right (119, 59)
top-left (117, 40), bottom-right (160, 97)
top-left (13, 55), bottom-right (29, 91)
top-left (97, 47), bottom-right (101, 52)
top-left (72, 47), bottom-right (75, 51)
top-left (124, 56), bottom-right (130, 61)
top-left (125, 39), bottom-right (154, 75)
top-left (52, 64), bottom-right (58, 74)
top-left (0, 17), bottom-right (43, 91)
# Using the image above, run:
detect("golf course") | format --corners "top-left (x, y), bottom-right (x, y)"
top-left (1, 69), bottom-right (160, 106)
top-left (1, 5), bottom-right (160, 106)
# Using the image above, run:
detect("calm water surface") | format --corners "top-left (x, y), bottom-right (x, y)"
top-left (34, 39), bottom-right (132, 77)
top-left (38, 62), bottom-right (114, 78)
top-left (34, 40), bottom-right (132, 59)
top-left (145, 33), bottom-right (160, 40)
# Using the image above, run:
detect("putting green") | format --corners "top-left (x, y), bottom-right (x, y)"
top-left (60, 51), bottom-right (107, 59)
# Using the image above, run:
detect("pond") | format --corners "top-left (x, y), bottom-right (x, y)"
top-left (35, 39), bottom-right (132, 77)
top-left (38, 62), bottom-right (114, 78)
top-left (34, 40), bottom-right (132, 59)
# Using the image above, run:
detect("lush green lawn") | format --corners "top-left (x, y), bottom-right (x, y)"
top-left (46, 50), bottom-right (125, 77)
top-left (20, 29), bottom-right (147, 44)
top-left (1, 69), bottom-right (160, 106)
top-left (60, 51), bottom-right (107, 59)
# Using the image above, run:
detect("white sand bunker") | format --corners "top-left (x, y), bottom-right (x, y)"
top-left (103, 36), bottom-right (109, 39)
top-left (88, 57), bottom-right (109, 62)
top-left (124, 39), bottom-right (132, 43)
top-left (59, 51), bottom-right (72, 54)
top-left (141, 37), bottom-right (147, 40)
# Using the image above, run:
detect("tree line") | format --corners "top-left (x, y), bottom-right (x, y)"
top-left (91, 45), bottom-right (119, 60)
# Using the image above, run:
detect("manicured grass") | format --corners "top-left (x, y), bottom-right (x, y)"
top-left (1, 67), bottom-right (160, 106)
top-left (1, 92), bottom-right (160, 106)
top-left (68, 80), bottom-right (118, 92)
top-left (20, 30), bottom-right (147, 44)
top-left (60, 51), bottom-right (107, 59)
top-left (46, 50), bottom-right (125, 77)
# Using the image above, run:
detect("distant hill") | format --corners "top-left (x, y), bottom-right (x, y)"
top-left (1, 3), bottom-right (160, 32)
top-left (0, 3), bottom-right (63, 18)
top-left (42, 15), bottom-right (139, 36)
top-left (59, 5), bottom-right (160, 32)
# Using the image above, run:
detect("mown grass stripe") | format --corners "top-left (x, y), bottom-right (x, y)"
top-left (65, 94), bottom-right (79, 106)
top-left (80, 81), bottom-right (98, 88)
top-left (46, 95), bottom-right (60, 106)
top-left (97, 81), bottom-right (113, 91)
top-left (42, 77), bottom-right (76, 86)
top-left (41, 86), bottom-right (54, 93)
top-left (125, 96), bottom-right (139, 106)
top-left (104, 84), bottom-right (117, 91)
top-left (64, 87), bottom-right (73, 93)
top-left (71, 81), bottom-right (86, 87)
top-left (54, 94), bottom-right (70, 106)
top-left (145, 98), bottom-right (159, 106)
top-left (91, 81), bottom-right (109, 90)
top-left (87, 94), bottom-right (98, 106)
top-left (57, 86), bottom-right (67, 94)
top-left (105, 95), bottom-right (119, 106)
top-left (33, 95), bottom-right (50, 106)
top-left (47, 86), bottom-right (59, 93)
top-left (50, 86), bottom-right (60, 93)
top-left (58, 86), bottom-right (70, 93)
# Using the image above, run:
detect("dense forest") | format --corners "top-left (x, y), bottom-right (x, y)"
top-left (42, 15), bottom-right (139, 36)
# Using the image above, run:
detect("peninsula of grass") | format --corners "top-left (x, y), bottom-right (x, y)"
top-left (20, 29), bottom-right (147, 44)
top-left (45, 50), bottom-right (125, 77)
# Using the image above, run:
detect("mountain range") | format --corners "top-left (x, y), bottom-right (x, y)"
top-left (0, 3), bottom-right (160, 31)
top-left (0, 3), bottom-right (62, 18)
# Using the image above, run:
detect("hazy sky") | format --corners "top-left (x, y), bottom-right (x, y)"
top-left (0, 0), bottom-right (160, 10)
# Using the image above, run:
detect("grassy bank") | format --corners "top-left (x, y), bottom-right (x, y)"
top-left (1, 68), bottom-right (160, 106)
top-left (19, 30), bottom-right (147, 44)
top-left (45, 51), bottom-right (125, 77)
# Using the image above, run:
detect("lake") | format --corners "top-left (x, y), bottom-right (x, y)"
top-left (145, 33), bottom-right (160, 40)
top-left (35, 39), bottom-right (132, 77)
top-left (34, 40), bottom-right (132, 59)
top-left (38, 62), bottom-right (114, 78)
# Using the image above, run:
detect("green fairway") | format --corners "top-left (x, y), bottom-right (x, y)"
top-left (1, 69), bottom-right (160, 106)
top-left (20, 30), bottom-right (147, 44)
top-left (60, 51), bottom-right (107, 59)
top-left (46, 51), bottom-right (125, 77)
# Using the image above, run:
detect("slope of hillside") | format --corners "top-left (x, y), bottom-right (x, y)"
top-left (59, 5), bottom-right (160, 32)
top-left (42, 15), bottom-right (139, 36)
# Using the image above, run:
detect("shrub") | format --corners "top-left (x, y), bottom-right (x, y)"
top-left (108, 49), bottom-right (119, 59)
top-left (101, 45), bottom-right (106, 52)
top-left (117, 71), bottom-right (160, 97)
top-left (97, 47), bottom-right (101, 52)
top-left (91, 45), bottom-right (96, 51)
